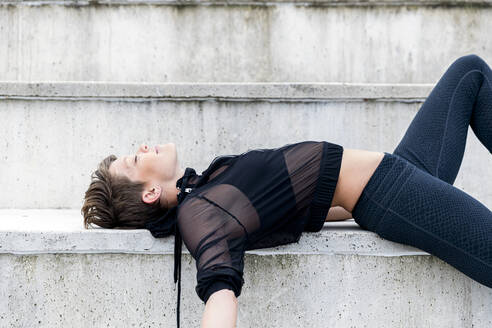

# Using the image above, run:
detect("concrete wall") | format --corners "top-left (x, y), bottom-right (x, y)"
top-left (0, 2), bottom-right (491, 82)
top-left (0, 210), bottom-right (491, 327)
top-left (1, 82), bottom-right (491, 209)
top-left (1, 0), bottom-right (491, 325)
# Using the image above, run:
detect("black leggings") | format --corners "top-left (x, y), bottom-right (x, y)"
top-left (352, 54), bottom-right (492, 288)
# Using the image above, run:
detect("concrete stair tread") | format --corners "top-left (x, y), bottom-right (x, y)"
top-left (0, 209), bottom-right (429, 256)
top-left (4, 0), bottom-right (492, 5)
top-left (0, 81), bottom-right (434, 100)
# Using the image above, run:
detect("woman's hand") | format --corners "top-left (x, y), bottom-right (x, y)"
top-left (201, 289), bottom-right (238, 328)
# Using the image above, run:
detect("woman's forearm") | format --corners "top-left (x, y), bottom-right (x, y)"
top-left (201, 289), bottom-right (238, 328)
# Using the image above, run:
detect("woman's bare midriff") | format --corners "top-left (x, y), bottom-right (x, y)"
top-left (330, 148), bottom-right (385, 213)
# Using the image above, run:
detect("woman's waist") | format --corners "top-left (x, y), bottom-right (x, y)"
top-left (334, 148), bottom-right (385, 212)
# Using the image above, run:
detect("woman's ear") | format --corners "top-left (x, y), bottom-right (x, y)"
top-left (142, 185), bottom-right (162, 204)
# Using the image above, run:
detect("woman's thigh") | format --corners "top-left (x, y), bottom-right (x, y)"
top-left (393, 54), bottom-right (492, 185)
top-left (353, 152), bottom-right (492, 288)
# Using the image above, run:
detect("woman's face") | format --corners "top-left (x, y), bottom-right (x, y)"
top-left (109, 143), bottom-right (180, 186)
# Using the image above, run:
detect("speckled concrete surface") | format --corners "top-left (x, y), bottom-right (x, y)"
top-left (0, 250), bottom-right (491, 327)
top-left (0, 209), bottom-right (429, 256)
top-left (0, 210), bottom-right (491, 327)
top-left (0, 83), bottom-right (491, 209)
top-left (0, 3), bottom-right (490, 83)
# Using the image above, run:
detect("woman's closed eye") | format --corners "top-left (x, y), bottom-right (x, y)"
top-left (134, 155), bottom-right (138, 164)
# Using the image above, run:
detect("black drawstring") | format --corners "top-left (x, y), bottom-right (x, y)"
top-left (174, 167), bottom-right (196, 328)
top-left (174, 223), bottom-right (182, 328)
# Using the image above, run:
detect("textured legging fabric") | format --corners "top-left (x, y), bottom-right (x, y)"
top-left (352, 54), bottom-right (492, 288)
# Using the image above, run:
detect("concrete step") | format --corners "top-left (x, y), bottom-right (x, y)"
top-left (0, 209), bottom-right (491, 327)
top-left (0, 1), bottom-right (491, 82)
top-left (1, 81), bottom-right (491, 209)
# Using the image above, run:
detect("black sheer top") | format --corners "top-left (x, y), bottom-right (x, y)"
top-left (145, 140), bottom-right (344, 328)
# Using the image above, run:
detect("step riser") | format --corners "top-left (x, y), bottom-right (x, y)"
top-left (1, 212), bottom-right (491, 326)
top-left (1, 252), bottom-right (491, 327)
top-left (0, 5), bottom-right (491, 82)
top-left (1, 97), bottom-right (491, 209)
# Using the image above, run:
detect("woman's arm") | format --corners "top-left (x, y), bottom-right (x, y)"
top-left (201, 289), bottom-right (238, 328)
top-left (325, 206), bottom-right (353, 221)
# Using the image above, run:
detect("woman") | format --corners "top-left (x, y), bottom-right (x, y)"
top-left (82, 54), bottom-right (492, 328)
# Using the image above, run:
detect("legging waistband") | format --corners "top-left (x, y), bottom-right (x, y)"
top-left (352, 152), bottom-right (417, 232)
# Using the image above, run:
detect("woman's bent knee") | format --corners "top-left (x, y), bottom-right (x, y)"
top-left (454, 53), bottom-right (487, 71)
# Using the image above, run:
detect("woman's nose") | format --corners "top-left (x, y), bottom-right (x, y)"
top-left (138, 144), bottom-right (149, 153)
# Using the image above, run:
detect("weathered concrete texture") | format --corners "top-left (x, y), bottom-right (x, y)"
top-left (0, 81), bottom-right (434, 100)
top-left (0, 252), bottom-right (491, 327)
top-left (0, 211), bottom-right (491, 328)
top-left (0, 212), bottom-right (491, 327)
top-left (0, 4), bottom-right (491, 82)
top-left (0, 209), bottom-right (430, 256)
top-left (0, 83), bottom-right (491, 209)
top-left (2, 0), bottom-right (492, 5)
top-left (7, 210), bottom-right (487, 327)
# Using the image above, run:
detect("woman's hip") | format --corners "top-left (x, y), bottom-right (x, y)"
top-left (351, 151), bottom-right (492, 287)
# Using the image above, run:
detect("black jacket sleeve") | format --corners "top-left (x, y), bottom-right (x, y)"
top-left (177, 195), bottom-right (247, 304)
